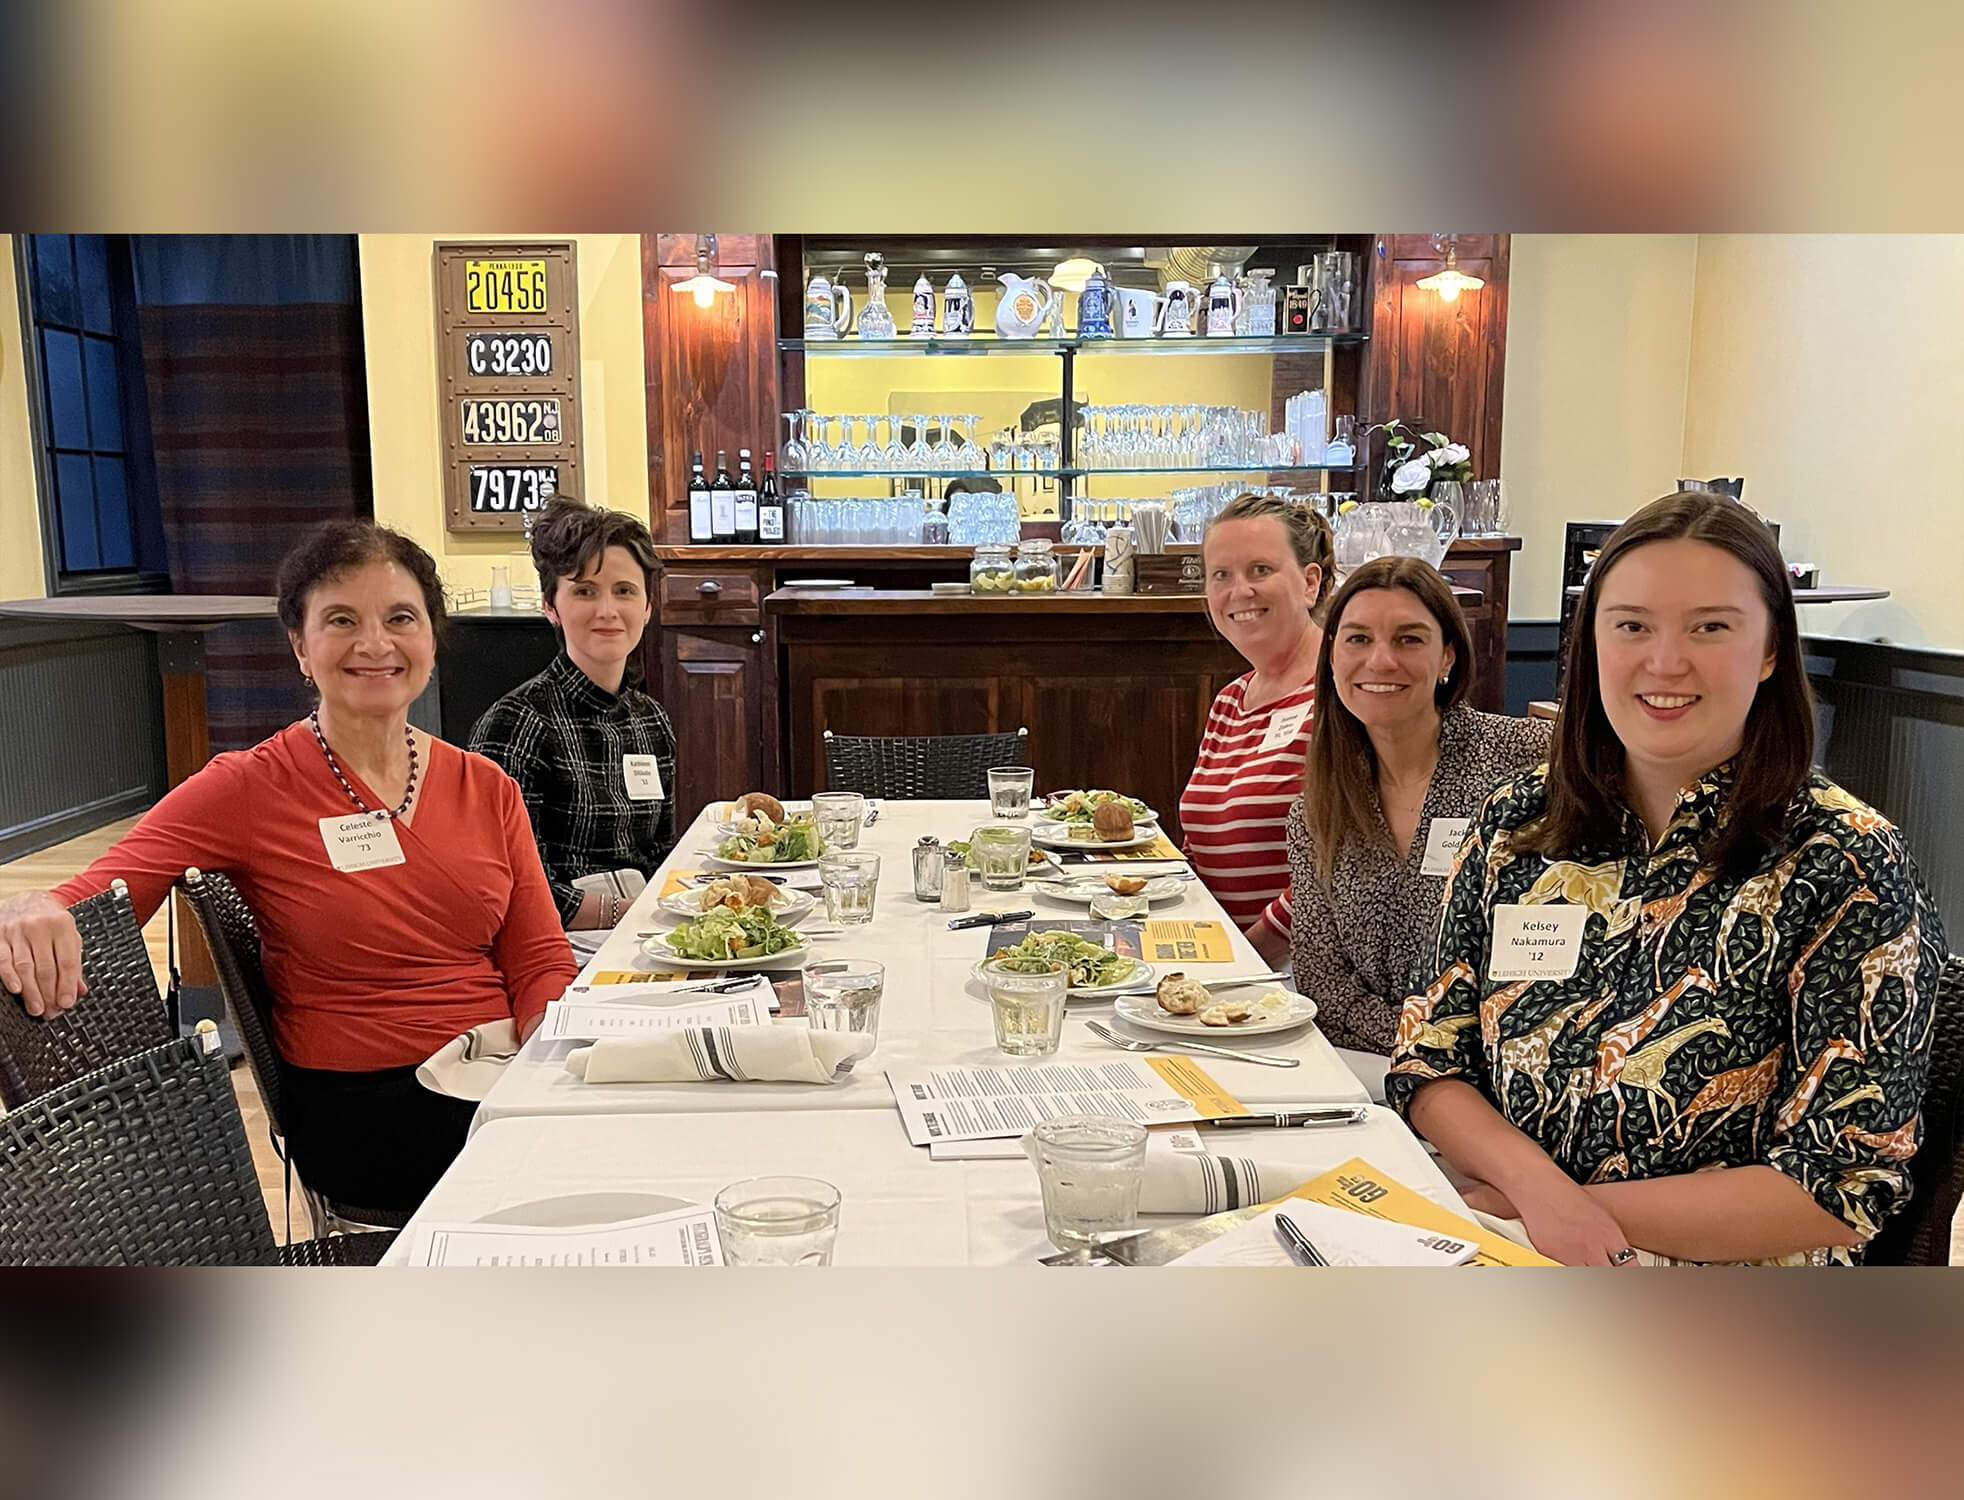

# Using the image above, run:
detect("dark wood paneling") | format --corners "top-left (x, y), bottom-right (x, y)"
top-left (657, 568), bottom-right (764, 626)
top-left (663, 626), bottom-right (770, 821)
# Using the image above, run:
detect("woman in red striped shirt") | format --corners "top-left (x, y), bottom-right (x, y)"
top-left (1179, 493), bottom-right (1335, 965)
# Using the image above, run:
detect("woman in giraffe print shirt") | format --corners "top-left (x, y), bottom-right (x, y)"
top-left (1387, 493), bottom-right (1945, 1266)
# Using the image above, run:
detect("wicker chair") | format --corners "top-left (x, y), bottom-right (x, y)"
top-left (1867, 952), bottom-right (1964, 1266)
top-left (821, 727), bottom-right (1030, 800)
top-left (179, 869), bottom-right (409, 1236)
top-left (0, 880), bottom-right (172, 1110)
top-left (0, 1026), bottom-right (395, 1266)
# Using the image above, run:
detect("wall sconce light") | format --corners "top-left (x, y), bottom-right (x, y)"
top-left (1416, 235), bottom-right (1485, 302)
top-left (671, 234), bottom-right (737, 307)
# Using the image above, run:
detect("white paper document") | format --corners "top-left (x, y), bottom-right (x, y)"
top-left (539, 991), bottom-right (772, 1042)
top-left (400, 1204), bottom-right (725, 1267)
top-left (1167, 1200), bottom-right (1479, 1268)
top-left (886, 1058), bottom-right (1210, 1146)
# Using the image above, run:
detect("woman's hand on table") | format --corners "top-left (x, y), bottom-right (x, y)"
top-left (1514, 1179), bottom-right (1640, 1267)
top-left (0, 892), bottom-right (86, 1016)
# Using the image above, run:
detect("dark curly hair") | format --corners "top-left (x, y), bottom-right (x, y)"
top-left (275, 520), bottom-right (447, 634)
top-left (528, 496), bottom-right (659, 610)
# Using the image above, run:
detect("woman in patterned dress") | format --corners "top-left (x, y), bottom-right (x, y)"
top-left (1387, 493), bottom-right (1945, 1265)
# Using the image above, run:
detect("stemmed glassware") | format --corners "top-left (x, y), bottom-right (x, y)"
top-left (881, 413), bottom-right (907, 472)
top-left (781, 411), bottom-right (808, 474)
top-left (905, 412), bottom-right (932, 471)
top-left (957, 413), bottom-right (984, 471)
top-left (931, 413), bottom-right (959, 472)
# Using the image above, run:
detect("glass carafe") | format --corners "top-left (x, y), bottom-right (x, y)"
top-left (1245, 269), bottom-right (1277, 335)
top-left (857, 254), bottom-right (896, 340)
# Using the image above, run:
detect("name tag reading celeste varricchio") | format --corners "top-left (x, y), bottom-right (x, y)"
top-left (318, 813), bottom-right (407, 873)
top-left (1488, 903), bottom-right (1589, 982)
top-left (622, 754), bottom-right (665, 802)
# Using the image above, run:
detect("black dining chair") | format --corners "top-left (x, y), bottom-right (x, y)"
top-left (821, 727), bottom-right (1030, 800)
top-left (0, 879), bottom-right (172, 1111)
top-left (179, 868), bottom-right (409, 1237)
top-left (1866, 952), bottom-right (1964, 1266)
top-left (0, 1025), bottom-right (395, 1266)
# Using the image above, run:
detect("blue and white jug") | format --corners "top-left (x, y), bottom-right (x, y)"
top-left (1076, 269), bottom-right (1115, 339)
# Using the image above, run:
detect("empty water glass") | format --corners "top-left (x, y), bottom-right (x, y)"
top-left (714, 1176), bottom-right (842, 1266)
top-left (1025, 1116), bottom-right (1148, 1253)
top-left (804, 959), bottom-right (885, 1044)
top-left (988, 964), bottom-right (1069, 1057)
top-left (987, 766), bottom-right (1036, 819)
top-left (813, 790), bottom-right (865, 849)
top-left (970, 824), bottom-right (1033, 890)
top-left (818, 851), bottom-right (881, 925)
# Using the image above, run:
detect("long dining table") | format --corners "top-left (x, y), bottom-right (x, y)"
top-left (387, 798), bottom-right (1467, 1265)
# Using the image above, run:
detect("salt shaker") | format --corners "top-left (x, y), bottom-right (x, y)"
top-left (939, 847), bottom-right (971, 913)
top-left (912, 836), bottom-right (944, 901)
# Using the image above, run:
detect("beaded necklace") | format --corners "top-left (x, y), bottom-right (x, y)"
top-left (310, 709), bottom-right (419, 821)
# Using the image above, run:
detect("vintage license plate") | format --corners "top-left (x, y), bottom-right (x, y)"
top-left (465, 259), bottom-right (548, 315)
top-left (468, 465), bottom-right (559, 513)
top-left (460, 396), bottom-right (562, 446)
top-left (465, 331), bottom-right (554, 377)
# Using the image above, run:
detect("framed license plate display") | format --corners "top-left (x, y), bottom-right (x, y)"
top-left (435, 242), bottom-right (582, 532)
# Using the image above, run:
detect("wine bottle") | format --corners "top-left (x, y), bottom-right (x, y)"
top-left (733, 448), bottom-right (759, 546)
top-left (758, 451), bottom-right (785, 543)
top-left (686, 451), bottom-right (712, 544)
top-left (709, 450), bottom-right (736, 542)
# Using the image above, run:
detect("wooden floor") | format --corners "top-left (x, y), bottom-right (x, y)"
top-left (3, 817), bottom-right (310, 1239)
top-left (6, 818), bottom-right (1960, 1264)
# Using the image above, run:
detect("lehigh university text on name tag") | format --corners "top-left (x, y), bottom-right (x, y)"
top-left (318, 814), bottom-right (406, 873)
top-left (1488, 903), bottom-right (1589, 982)
top-left (1418, 817), bottom-right (1472, 878)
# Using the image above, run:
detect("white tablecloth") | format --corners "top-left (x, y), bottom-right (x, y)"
top-left (384, 1107), bottom-right (1461, 1266)
top-left (473, 800), bottom-right (1371, 1129)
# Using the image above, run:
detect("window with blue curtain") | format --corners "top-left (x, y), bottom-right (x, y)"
top-left (20, 234), bottom-right (167, 588)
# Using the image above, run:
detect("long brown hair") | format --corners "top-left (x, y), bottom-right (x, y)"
top-left (1519, 492), bottom-right (1814, 875)
top-left (1201, 493), bottom-right (1336, 624)
top-left (1303, 557), bottom-right (1476, 882)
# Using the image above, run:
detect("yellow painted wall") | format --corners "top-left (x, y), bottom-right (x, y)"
top-left (1681, 235), bottom-right (1964, 649)
top-left (1498, 235), bottom-right (1700, 619)
top-left (0, 237), bottom-right (48, 600)
top-left (357, 234), bottom-right (648, 596)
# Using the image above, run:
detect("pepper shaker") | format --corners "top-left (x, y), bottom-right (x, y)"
top-left (939, 847), bottom-right (971, 913)
top-left (912, 835), bottom-right (945, 901)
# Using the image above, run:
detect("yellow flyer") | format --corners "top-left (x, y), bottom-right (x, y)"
top-left (658, 869), bottom-right (704, 899)
top-left (1114, 833), bottom-right (1185, 861)
top-left (1279, 1157), bottom-right (1558, 1267)
top-left (1141, 919), bottom-right (1235, 963)
top-left (588, 968), bottom-right (702, 984)
top-left (1143, 1056), bottom-right (1249, 1118)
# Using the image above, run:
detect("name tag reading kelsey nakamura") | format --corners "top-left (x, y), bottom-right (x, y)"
top-left (318, 813), bottom-right (406, 873)
top-left (1488, 903), bottom-right (1589, 983)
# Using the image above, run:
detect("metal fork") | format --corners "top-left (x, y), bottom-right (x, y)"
top-left (1085, 1020), bottom-right (1300, 1068)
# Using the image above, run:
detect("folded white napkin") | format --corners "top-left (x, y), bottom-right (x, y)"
top-left (565, 1024), bottom-right (875, 1085)
top-left (1137, 1145), bottom-right (1318, 1215)
top-left (417, 1019), bottom-right (519, 1101)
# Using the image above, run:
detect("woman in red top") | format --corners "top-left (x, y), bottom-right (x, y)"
top-left (0, 521), bottom-right (576, 1213)
top-left (1178, 493), bottom-right (1335, 966)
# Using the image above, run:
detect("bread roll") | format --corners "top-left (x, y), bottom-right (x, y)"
top-left (1198, 998), bottom-right (1254, 1027)
top-left (735, 791), bottom-right (786, 823)
top-left (1103, 874), bottom-right (1148, 895)
top-left (740, 875), bottom-right (779, 906)
top-left (1155, 972), bottom-right (1209, 1015)
top-left (1092, 802), bottom-right (1135, 841)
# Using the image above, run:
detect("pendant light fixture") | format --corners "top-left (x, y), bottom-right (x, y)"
top-left (1416, 234), bottom-right (1485, 302)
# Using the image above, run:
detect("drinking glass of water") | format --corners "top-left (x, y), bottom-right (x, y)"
top-left (818, 851), bottom-right (881, 925)
top-left (804, 958), bottom-right (885, 1044)
top-left (1023, 1116), bottom-right (1148, 1254)
top-left (811, 791), bottom-right (865, 850)
top-left (971, 824), bottom-right (1033, 891)
top-left (987, 964), bottom-right (1069, 1057)
top-left (714, 1176), bottom-right (842, 1266)
top-left (986, 766), bottom-right (1036, 819)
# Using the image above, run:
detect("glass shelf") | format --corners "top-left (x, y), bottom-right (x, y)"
top-left (1073, 463), bottom-right (1363, 477)
top-left (785, 464), bottom-right (1359, 481)
top-left (778, 333), bottom-right (1365, 357)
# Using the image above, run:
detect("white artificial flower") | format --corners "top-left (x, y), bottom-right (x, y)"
top-left (1436, 443), bottom-right (1470, 466)
top-left (1391, 459), bottom-right (1433, 494)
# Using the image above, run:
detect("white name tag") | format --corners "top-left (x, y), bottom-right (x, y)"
top-left (1258, 703), bottom-right (1312, 753)
top-left (623, 754), bottom-right (664, 802)
top-left (1489, 903), bottom-right (1589, 982)
top-left (1418, 817), bottom-right (1473, 878)
top-left (318, 813), bottom-right (406, 873)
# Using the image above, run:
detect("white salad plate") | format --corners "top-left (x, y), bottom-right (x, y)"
top-left (970, 954), bottom-right (1155, 999)
top-left (1110, 987), bottom-right (1319, 1038)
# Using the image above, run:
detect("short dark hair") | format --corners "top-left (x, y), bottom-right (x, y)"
top-left (529, 497), bottom-right (659, 607)
top-left (1302, 556), bottom-right (1476, 882)
top-left (1521, 491), bottom-right (1814, 876)
top-left (275, 520), bottom-right (447, 634)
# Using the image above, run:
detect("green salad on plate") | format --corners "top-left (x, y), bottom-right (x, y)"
top-left (716, 813), bottom-right (824, 863)
top-left (664, 905), bottom-right (804, 962)
top-left (987, 931), bottom-right (1135, 989)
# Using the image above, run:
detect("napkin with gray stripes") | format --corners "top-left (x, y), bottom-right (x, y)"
top-left (566, 1025), bottom-right (874, 1085)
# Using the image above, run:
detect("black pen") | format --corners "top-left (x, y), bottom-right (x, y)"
top-left (1274, 1214), bottom-right (1329, 1267)
top-left (1208, 1107), bottom-right (1367, 1130)
top-left (947, 909), bottom-right (1033, 930)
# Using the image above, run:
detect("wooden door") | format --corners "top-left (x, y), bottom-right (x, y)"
top-left (662, 626), bottom-right (770, 822)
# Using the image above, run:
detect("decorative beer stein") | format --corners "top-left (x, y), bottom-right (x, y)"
top-left (941, 273), bottom-right (974, 335)
top-left (1204, 273), bottom-right (1242, 338)
top-left (910, 274), bottom-right (936, 337)
top-left (1156, 280), bottom-right (1197, 337)
top-left (1075, 267), bottom-right (1116, 339)
top-left (804, 272), bottom-right (851, 342)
